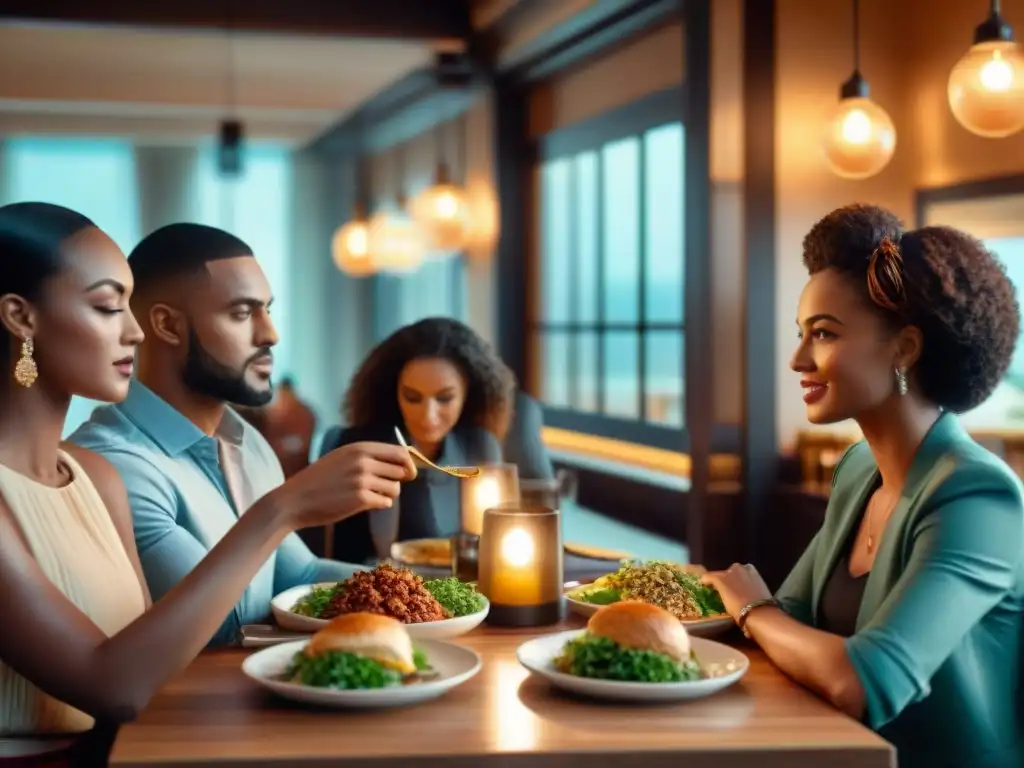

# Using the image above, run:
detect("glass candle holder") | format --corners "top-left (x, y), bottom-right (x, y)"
top-left (520, 478), bottom-right (561, 510)
top-left (477, 504), bottom-right (564, 627)
top-left (460, 463), bottom-right (520, 536)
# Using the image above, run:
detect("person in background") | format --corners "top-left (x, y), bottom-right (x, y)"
top-left (237, 376), bottom-right (317, 479)
top-left (0, 205), bottom-right (413, 760)
top-left (319, 317), bottom-right (515, 562)
top-left (702, 204), bottom-right (1023, 768)
top-left (503, 389), bottom-right (555, 480)
top-left (71, 223), bottom-right (406, 648)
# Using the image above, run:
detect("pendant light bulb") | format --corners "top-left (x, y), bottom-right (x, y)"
top-left (332, 217), bottom-right (375, 277)
top-left (947, 2), bottom-right (1024, 138)
top-left (822, 73), bottom-right (897, 180)
top-left (410, 162), bottom-right (470, 252)
top-left (368, 208), bottom-right (425, 275)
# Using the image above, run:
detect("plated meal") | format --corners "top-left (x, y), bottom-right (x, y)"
top-left (564, 560), bottom-right (734, 636)
top-left (516, 601), bottom-right (749, 702)
top-left (556, 601), bottom-right (701, 683)
top-left (288, 613), bottom-right (433, 689)
top-left (242, 612), bottom-right (482, 708)
top-left (271, 564), bottom-right (490, 639)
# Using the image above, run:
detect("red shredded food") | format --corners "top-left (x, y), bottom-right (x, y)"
top-left (324, 564), bottom-right (448, 624)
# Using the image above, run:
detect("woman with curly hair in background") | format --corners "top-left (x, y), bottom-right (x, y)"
top-left (319, 317), bottom-right (516, 562)
top-left (702, 204), bottom-right (1023, 768)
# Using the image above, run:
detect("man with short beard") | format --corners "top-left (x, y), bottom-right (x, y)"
top-left (71, 223), bottom-right (384, 646)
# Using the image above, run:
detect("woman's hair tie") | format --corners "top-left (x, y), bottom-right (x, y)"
top-left (867, 236), bottom-right (905, 312)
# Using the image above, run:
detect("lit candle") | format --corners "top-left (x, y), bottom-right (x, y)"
top-left (478, 504), bottom-right (563, 627)
top-left (477, 477), bottom-right (501, 515)
top-left (460, 463), bottom-right (520, 536)
top-left (489, 526), bottom-right (541, 605)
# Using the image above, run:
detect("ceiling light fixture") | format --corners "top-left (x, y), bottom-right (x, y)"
top-left (948, 0), bottom-right (1024, 138)
top-left (821, 0), bottom-right (897, 179)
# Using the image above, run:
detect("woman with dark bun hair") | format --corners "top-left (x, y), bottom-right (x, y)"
top-left (702, 204), bottom-right (1023, 768)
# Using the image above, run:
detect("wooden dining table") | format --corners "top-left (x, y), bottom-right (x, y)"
top-left (109, 617), bottom-right (895, 768)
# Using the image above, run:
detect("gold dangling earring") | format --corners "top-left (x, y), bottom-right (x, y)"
top-left (895, 366), bottom-right (908, 397)
top-left (14, 337), bottom-right (38, 388)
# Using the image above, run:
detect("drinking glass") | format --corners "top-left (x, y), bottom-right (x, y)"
top-left (368, 499), bottom-right (401, 562)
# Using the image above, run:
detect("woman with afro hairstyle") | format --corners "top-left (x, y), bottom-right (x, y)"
top-left (318, 317), bottom-right (516, 562)
top-left (702, 204), bottom-right (1023, 768)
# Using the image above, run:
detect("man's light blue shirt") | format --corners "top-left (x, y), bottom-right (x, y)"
top-left (69, 381), bottom-right (359, 646)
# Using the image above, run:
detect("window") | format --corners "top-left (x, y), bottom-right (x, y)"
top-left (980, 236), bottom-right (1024, 425)
top-left (919, 185), bottom-right (1024, 428)
top-left (990, 237), bottom-right (1024, 382)
top-left (196, 144), bottom-right (294, 378)
top-left (531, 90), bottom-right (685, 446)
top-left (2, 137), bottom-right (140, 436)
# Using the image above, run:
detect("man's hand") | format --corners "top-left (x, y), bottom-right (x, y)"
top-left (272, 442), bottom-right (416, 529)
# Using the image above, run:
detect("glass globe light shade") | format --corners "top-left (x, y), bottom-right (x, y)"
top-left (821, 96), bottom-right (897, 180)
top-left (331, 220), bottom-right (375, 277)
top-left (948, 40), bottom-right (1024, 138)
top-left (367, 210), bottom-right (425, 274)
top-left (410, 181), bottom-right (470, 252)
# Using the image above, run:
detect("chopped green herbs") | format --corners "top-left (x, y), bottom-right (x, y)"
top-left (422, 577), bottom-right (487, 617)
top-left (555, 633), bottom-right (702, 683)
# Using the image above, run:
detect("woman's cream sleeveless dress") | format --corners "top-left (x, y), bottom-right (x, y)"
top-left (0, 450), bottom-right (146, 737)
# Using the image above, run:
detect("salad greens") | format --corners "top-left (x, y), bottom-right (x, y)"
top-left (422, 577), bottom-right (486, 617)
top-left (675, 570), bottom-right (726, 616)
top-left (287, 648), bottom-right (430, 690)
top-left (291, 583), bottom-right (344, 617)
top-left (555, 633), bottom-right (702, 683)
top-left (576, 587), bottom-right (621, 605)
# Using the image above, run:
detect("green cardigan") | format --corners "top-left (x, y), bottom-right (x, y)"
top-left (775, 413), bottom-right (1023, 768)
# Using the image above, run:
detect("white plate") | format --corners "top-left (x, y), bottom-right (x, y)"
top-left (271, 583), bottom-right (490, 639)
top-left (562, 592), bottom-right (735, 637)
top-left (243, 639), bottom-right (481, 708)
top-left (516, 629), bottom-right (748, 702)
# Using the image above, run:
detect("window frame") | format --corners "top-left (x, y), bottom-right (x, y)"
top-left (530, 86), bottom-right (689, 451)
top-left (914, 173), bottom-right (1024, 230)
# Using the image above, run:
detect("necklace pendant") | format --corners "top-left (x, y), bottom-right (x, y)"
top-left (867, 535), bottom-right (874, 553)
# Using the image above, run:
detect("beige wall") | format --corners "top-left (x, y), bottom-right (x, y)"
top-left (528, 22), bottom-right (685, 136)
top-left (773, 0), bottom-right (1024, 449)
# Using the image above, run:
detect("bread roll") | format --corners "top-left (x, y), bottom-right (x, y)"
top-left (306, 612), bottom-right (417, 674)
top-left (586, 601), bottom-right (691, 662)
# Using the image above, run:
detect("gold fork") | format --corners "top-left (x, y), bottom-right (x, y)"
top-left (394, 427), bottom-right (482, 479)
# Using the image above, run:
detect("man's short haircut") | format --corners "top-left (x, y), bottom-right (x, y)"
top-left (128, 223), bottom-right (253, 295)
